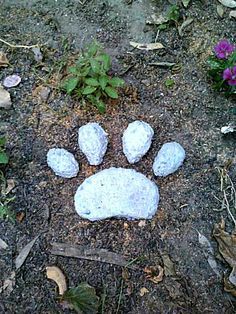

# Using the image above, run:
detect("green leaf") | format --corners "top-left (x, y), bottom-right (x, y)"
top-left (90, 59), bottom-right (100, 74)
top-left (96, 100), bottom-right (106, 114)
top-left (96, 54), bottom-right (111, 71)
top-left (207, 57), bottom-right (223, 70)
top-left (164, 78), bottom-right (175, 88)
top-left (85, 78), bottom-right (99, 86)
top-left (0, 137), bottom-right (6, 147)
top-left (68, 66), bottom-right (78, 74)
top-left (0, 152), bottom-right (9, 164)
top-left (87, 42), bottom-right (99, 57)
top-left (167, 5), bottom-right (180, 23)
top-left (109, 77), bottom-right (125, 88)
top-left (63, 77), bottom-right (79, 94)
top-left (99, 75), bottom-right (109, 90)
top-left (105, 86), bottom-right (118, 99)
top-left (82, 86), bottom-right (97, 95)
top-left (62, 283), bottom-right (99, 314)
top-left (182, 0), bottom-right (190, 8)
top-left (158, 23), bottom-right (168, 30)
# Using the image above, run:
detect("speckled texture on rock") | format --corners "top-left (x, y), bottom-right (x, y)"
top-left (153, 142), bottom-right (186, 177)
top-left (78, 122), bottom-right (108, 165)
top-left (47, 148), bottom-right (79, 178)
top-left (122, 120), bottom-right (154, 163)
top-left (74, 167), bottom-right (159, 221)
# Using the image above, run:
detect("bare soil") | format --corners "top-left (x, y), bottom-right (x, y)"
top-left (0, 0), bottom-right (236, 313)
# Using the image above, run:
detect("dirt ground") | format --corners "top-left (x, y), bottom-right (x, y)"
top-left (0, 0), bottom-right (236, 313)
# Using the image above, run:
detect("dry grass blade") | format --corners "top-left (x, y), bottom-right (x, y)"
top-left (15, 235), bottom-right (39, 270)
top-left (50, 242), bottom-right (137, 269)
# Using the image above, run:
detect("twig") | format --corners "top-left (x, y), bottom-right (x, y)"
top-left (0, 38), bottom-right (40, 49)
top-left (50, 242), bottom-right (138, 269)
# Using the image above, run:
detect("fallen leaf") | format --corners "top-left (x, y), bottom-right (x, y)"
top-left (0, 238), bottom-right (8, 249)
top-left (61, 282), bottom-right (99, 314)
top-left (178, 18), bottom-right (194, 36)
top-left (0, 85), bottom-right (11, 109)
top-left (0, 52), bottom-right (9, 67)
top-left (229, 10), bottom-right (236, 18)
top-left (140, 287), bottom-right (149, 296)
top-left (46, 266), bottom-right (67, 295)
top-left (144, 265), bottom-right (164, 283)
top-left (130, 41), bottom-right (164, 51)
top-left (146, 14), bottom-right (168, 25)
top-left (213, 219), bottom-right (236, 294)
top-left (217, 4), bottom-right (225, 17)
top-left (15, 235), bottom-right (39, 270)
top-left (161, 253), bottom-right (177, 277)
top-left (16, 211), bottom-right (25, 223)
top-left (182, 0), bottom-right (191, 8)
top-left (0, 271), bottom-right (15, 295)
top-left (218, 0), bottom-right (236, 8)
top-left (3, 75), bottom-right (21, 88)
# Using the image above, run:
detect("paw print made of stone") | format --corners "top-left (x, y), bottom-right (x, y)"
top-left (47, 121), bottom-right (186, 221)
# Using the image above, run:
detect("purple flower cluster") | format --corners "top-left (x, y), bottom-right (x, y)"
top-left (214, 39), bottom-right (235, 59)
top-left (214, 40), bottom-right (236, 87)
top-left (223, 67), bottom-right (236, 86)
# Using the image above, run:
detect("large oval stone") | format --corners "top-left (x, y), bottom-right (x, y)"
top-left (74, 167), bottom-right (159, 221)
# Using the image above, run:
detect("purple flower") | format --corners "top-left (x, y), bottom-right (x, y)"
top-left (223, 66), bottom-right (236, 86)
top-left (214, 39), bottom-right (235, 59)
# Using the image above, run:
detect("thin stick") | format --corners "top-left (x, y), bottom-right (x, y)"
top-left (0, 38), bottom-right (39, 49)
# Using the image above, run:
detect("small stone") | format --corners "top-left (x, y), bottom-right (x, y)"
top-left (122, 121), bottom-right (154, 164)
top-left (74, 167), bottom-right (159, 221)
top-left (78, 122), bottom-right (108, 166)
top-left (153, 142), bottom-right (186, 177)
top-left (3, 75), bottom-right (21, 88)
top-left (47, 148), bottom-right (79, 178)
top-left (0, 85), bottom-right (11, 109)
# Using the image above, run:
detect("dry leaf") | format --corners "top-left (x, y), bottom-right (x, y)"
top-left (0, 238), bottom-right (8, 249)
top-left (0, 271), bottom-right (15, 295)
top-left (213, 219), bottom-right (236, 294)
top-left (218, 0), bottom-right (236, 8)
top-left (144, 265), bottom-right (164, 283)
top-left (4, 179), bottom-right (15, 195)
top-left (146, 14), bottom-right (168, 25)
top-left (178, 18), bottom-right (193, 36)
top-left (0, 85), bottom-right (11, 109)
top-left (16, 211), bottom-right (25, 223)
top-left (15, 235), bottom-right (39, 270)
top-left (217, 4), bottom-right (225, 17)
top-left (140, 287), bottom-right (149, 296)
top-left (46, 266), bottom-right (67, 295)
top-left (229, 10), bottom-right (236, 18)
top-left (0, 52), bottom-right (9, 67)
top-left (130, 41), bottom-right (164, 51)
top-left (161, 253), bottom-right (177, 277)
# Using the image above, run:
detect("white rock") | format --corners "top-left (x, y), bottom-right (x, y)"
top-left (122, 121), bottom-right (154, 163)
top-left (47, 148), bottom-right (79, 178)
top-left (153, 142), bottom-right (186, 177)
top-left (74, 167), bottom-right (159, 221)
top-left (78, 122), bottom-right (108, 165)
top-left (0, 85), bottom-right (11, 109)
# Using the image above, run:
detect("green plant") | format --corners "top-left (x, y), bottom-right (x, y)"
top-left (61, 282), bottom-right (99, 314)
top-left (0, 137), bottom-right (14, 221)
top-left (207, 39), bottom-right (236, 95)
top-left (165, 78), bottom-right (175, 88)
top-left (158, 4), bottom-right (180, 31)
top-left (62, 42), bottom-right (125, 113)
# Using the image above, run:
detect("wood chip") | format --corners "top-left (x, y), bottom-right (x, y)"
top-left (130, 41), bottom-right (164, 51)
top-left (15, 235), bottom-right (39, 270)
top-left (50, 242), bottom-right (137, 269)
top-left (0, 238), bottom-right (8, 249)
top-left (46, 266), bottom-right (67, 295)
top-left (0, 52), bottom-right (9, 67)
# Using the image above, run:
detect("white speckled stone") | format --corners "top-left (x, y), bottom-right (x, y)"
top-left (153, 142), bottom-right (186, 177)
top-left (78, 123), bottom-right (108, 165)
top-left (122, 121), bottom-right (154, 164)
top-left (74, 167), bottom-right (159, 221)
top-left (47, 148), bottom-right (79, 178)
